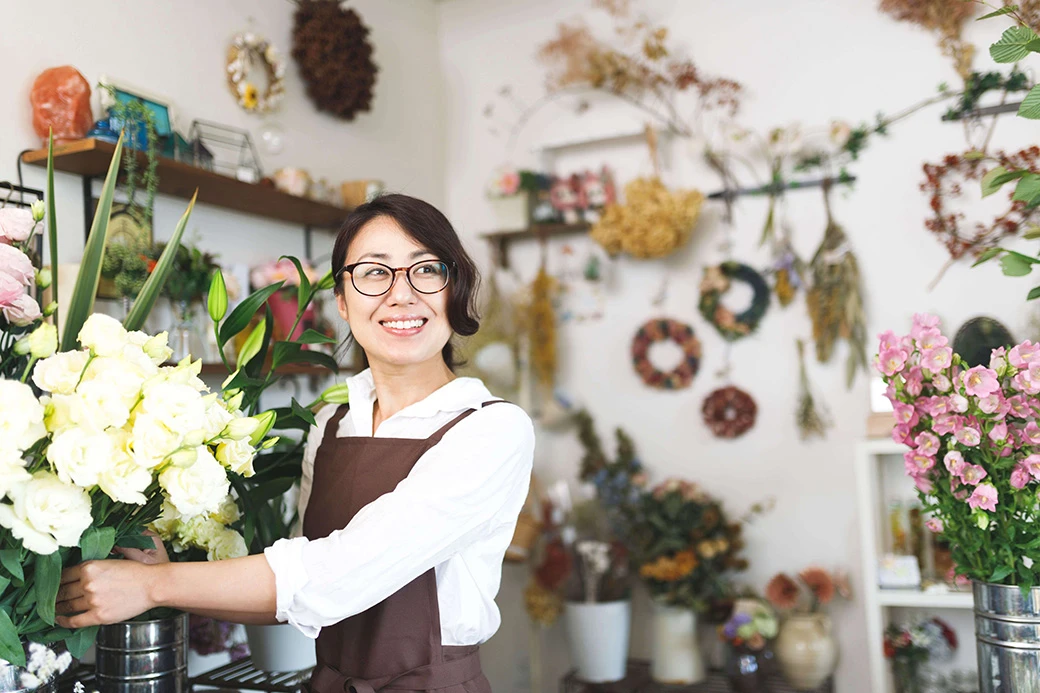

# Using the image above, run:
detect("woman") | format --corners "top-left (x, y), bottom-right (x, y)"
top-left (55, 194), bottom-right (535, 693)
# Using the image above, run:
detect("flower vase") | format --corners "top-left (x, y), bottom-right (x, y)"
top-left (96, 613), bottom-right (189, 693)
top-left (774, 613), bottom-right (839, 690)
top-left (725, 646), bottom-right (770, 693)
top-left (891, 657), bottom-right (922, 693)
top-left (973, 580), bottom-right (1040, 693)
top-left (169, 300), bottom-right (204, 363)
top-left (649, 604), bottom-right (706, 684)
top-left (267, 291), bottom-right (308, 342)
top-left (562, 600), bottom-right (631, 683)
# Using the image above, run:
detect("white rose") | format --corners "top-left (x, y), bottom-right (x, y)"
top-left (79, 313), bottom-right (128, 357)
top-left (214, 438), bottom-right (256, 477)
top-left (0, 379), bottom-right (46, 453)
top-left (47, 428), bottom-right (113, 488)
top-left (0, 471), bottom-right (92, 555)
top-left (210, 495), bottom-right (241, 525)
top-left (97, 458), bottom-right (151, 505)
top-left (0, 451), bottom-right (31, 499)
top-left (32, 350), bottom-right (89, 395)
top-left (130, 413), bottom-right (183, 469)
top-left (159, 447), bottom-right (229, 517)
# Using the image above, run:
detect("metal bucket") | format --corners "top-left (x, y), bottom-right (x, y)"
top-left (973, 581), bottom-right (1040, 692)
top-left (95, 613), bottom-right (188, 693)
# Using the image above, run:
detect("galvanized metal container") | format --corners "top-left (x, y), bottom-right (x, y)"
top-left (95, 613), bottom-right (188, 693)
top-left (973, 581), bottom-right (1040, 693)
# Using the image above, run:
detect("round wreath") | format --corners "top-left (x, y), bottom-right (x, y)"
top-left (630, 318), bottom-right (702, 390)
top-left (698, 261), bottom-right (770, 341)
top-left (702, 386), bottom-right (757, 439)
top-left (921, 147), bottom-right (1040, 260)
top-left (292, 0), bottom-right (378, 121)
top-left (226, 33), bottom-right (286, 114)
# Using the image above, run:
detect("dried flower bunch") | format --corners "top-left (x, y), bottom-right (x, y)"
top-left (796, 339), bottom-right (832, 440)
top-left (878, 0), bottom-right (977, 79)
top-left (765, 567), bottom-right (851, 613)
top-left (590, 176), bottom-right (703, 258)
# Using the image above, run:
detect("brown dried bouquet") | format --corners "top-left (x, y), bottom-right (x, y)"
top-left (878, 0), bottom-right (977, 80)
top-left (590, 176), bottom-right (703, 259)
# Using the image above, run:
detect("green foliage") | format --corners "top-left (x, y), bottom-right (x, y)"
top-left (102, 85), bottom-right (160, 224)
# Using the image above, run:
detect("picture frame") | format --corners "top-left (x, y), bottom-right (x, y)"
top-left (97, 75), bottom-right (178, 138)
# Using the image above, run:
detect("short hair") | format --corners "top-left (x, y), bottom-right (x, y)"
top-left (331, 193), bottom-right (480, 370)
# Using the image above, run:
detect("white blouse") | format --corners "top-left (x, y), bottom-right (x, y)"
top-left (263, 369), bottom-right (534, 645)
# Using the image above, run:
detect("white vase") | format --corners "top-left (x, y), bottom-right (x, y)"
top-left (774, 613), bottom-right (839, 690)
top-left (244, 624), bottom-right (316, 672)
top-left (649, 604), bottom-right (706, 684)
top-left (563, 600), bottom-right (631, 683)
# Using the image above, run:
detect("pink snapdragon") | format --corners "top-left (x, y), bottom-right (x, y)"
top-left (962, 366), bottom-right (1001, 398)
top-left (968, 483), bottom-right (999, 512)
top-left (1009, 341), bottom-right (1040, 369)
top-left (911, 313), bottom-right (941, 342)
top-left (959, 464), bottom-right (988, 485)
top-left (914, 431), bottom-right (940, 457)
top-left (944, 451), bottom-right (967, 475)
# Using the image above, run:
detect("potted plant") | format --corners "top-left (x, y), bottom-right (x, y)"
top-left (718, 600), bottom-right (778, 693)
top-left (883, 616), bottom-right (957, 693)
top-left (765, 567), bottom-right (850, 689)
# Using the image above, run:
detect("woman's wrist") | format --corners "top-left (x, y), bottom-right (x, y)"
top-left (146, 562), bottom-right (173, 609)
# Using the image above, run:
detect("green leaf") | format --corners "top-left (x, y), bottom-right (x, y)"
top-left (1019, 84), bottom-right (1040, 119)
top-left (64, 625), bottom-right (99, 659)
top-left (990, 564), bottom-right (1014, 583)
top-left (29, 627), bottom-right (72, 644)
top-left (46, 132), bottom-right (59, 338)
top-left (297, 329), bottom-right (337, 345)
top-left (316, 270), bottom-right (335, 292)
top-left (978, 6), bottom-right (1018, 20)
top-left (0, 550), bottom-right (23, 582)
top-left (124, 193), bottom-right (197, 331)
top-left (1028, 285), bottom-right (1040, 301)
top-left (1001, 253), bottom-right (1034, 276)
top-left (982, 166), bottom-right (1010, 197)
top-left (1025, 225), bottom-right (1040, 240)
top-left (290, 397), bottom-right (317, 428)
top-left (33, 551), bottom-right (61, 626)
top-left (208, 269), bottom-right (228, 323)
top-left (218, 282), bottom-right (284, 348)
top-left (990, 26), bottom-right (1040, 63)
top-left (272, 342), bottom-right (339, 373)
top-left (115, 531), bottom-right (158, 550)
top-left (279, 256), bottom-right (312, 315)
top-left (250, 477), bottom-right (295, 503)
top-left (973, 247), bottom-right (1004, 267)
top-left (1014, 175), bottom-right (1040, 203)
top-left (0, 607), bottom-right (25, 666)
top-left (60, 133), bottom-right (124, 351)
top-left (78, 526), bottom-right (116, 562)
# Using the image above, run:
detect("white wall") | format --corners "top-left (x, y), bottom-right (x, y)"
top-left (437, 1), bottom-right (1039, 692)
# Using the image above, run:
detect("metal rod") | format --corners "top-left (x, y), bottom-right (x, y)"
top-left (706, 175), bottom-right (857, 200)
top-left (942, 100), bottom-right (1023, 121)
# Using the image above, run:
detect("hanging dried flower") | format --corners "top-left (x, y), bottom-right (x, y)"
top-left (529, 265), bottom-right (558, 388)
top-left (795, 339), bottom-right (831, 440)
top-left (591, 177), bottom-right (704, 258)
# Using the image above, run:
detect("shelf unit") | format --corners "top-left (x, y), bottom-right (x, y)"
top-left (856, 439), bottom-right (976, 693)
top-left (480, 223), bottom-right (590, 269)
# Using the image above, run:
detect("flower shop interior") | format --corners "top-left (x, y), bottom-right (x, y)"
top-left (3, 1), bottom-right (1040, 693)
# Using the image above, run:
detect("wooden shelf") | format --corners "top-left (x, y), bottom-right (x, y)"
top-left (874, 588), bottom-right (974, 609)
top-left (22, 138), bottom-right (349, 229)
top-left (480, 222), bottom-right (590, 268)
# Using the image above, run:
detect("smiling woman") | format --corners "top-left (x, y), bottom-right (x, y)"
top-left (55, 193), bottom-right (535, 693)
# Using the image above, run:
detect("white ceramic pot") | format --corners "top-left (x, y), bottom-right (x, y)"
top-left (774, 613), bottom-right (839, 690)
top-left (649, 604), bottom-right (706, 684)
top-left (563, 600), bottom-right (631, 683)
top-left (244, 624), bottom-right (316, 672)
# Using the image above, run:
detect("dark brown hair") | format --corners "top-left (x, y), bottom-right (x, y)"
top-left (331, 193), bottom-right (480, 370)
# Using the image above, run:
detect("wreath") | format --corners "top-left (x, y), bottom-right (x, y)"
top-left (292, 0), bottom-right (378, 121)
top-left (226, 33), bottom-right (286, 113)
top-left (702, 386), bottom-right (757, 439)
top-left (921, 147), bottom-right (1040, 260)
top-left (630, 318), bottom-right (701, 390)
top-left (698, 261), bottom-right (770, 341)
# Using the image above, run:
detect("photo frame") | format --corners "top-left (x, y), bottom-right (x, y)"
top-left (97, 75), bottom-right (177, 138)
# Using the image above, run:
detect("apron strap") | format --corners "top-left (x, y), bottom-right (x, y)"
top-left (311, 649), bottom-right (482, 692)
top-left (426, 400), bottom-right (509, 445)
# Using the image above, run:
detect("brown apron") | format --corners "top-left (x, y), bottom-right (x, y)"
top-left (304, 401), bottom-right (503, 693)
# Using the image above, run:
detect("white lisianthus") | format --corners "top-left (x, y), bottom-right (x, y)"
top-left (214, 438), bottom-right (256, 477)
top-left (143, 358), bottom-right (206, 394)
top-left (130, 413), bottom-right (183, 469)
top-left (26, 323), bottom-right (58, 359)
top-left (200, 399), bottom-right (235, 441)
top-left (32, 350), bottom-right (89, 395)
top-left (43, 395), bottom-right (75, 434)
top-left (78, 313), bottom-right (128, 357)
top-left (159, 447), bottom-right (230, 517)
top-left (142, 332), bottom-right (173, 365)
top-left (0, 471), bottom-right (92, 554)
top-left (97, 457), bottom-right (151, 505)
top-left (206, 526), bottom-right (248, 561)
top-left (0, 379), bottom-right (47, 453)
top-left (0, 450), bottom-right (31, 499)
top-left (47, 427), bottom-right (113, 488)
top-left (83, 356), bottom-right (150, 405)
top-left (150, 500), bottom-right (182, 542)
top-left (210, 495), bottom-right (241, 525)
top-left (66, 380), bottom-right (132, 432)
top-left (139, 383), bottom-right (209, 434)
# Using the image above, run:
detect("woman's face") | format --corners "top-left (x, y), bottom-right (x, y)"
top-left (336, 216), bottom-right (452, 369)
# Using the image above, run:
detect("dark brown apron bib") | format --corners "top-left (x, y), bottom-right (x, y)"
top-left (304, 401), bottom-right (502, 693)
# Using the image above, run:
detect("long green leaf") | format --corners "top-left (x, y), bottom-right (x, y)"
top-left (272, 342), bottom-right (339, 372)
top-left (978, 6), bottom-right (1018, 20)
top-left (218, 282), bottom-right (284, 347)
top-left (973, 247), bottom-right (1004, 267)
top-left (991, 26), bottom-right (1040, 63)
top-left (0, 607), bottom-right (24, 667)
top-left (124, 192), bottom-right (198, 331)
top-left (64, 625), bottom-right (99, 659)
top-left (60, 133), bottom-right (124, 351)
top-left (297, 329), bottom-right (337, 345)
top-left (33, 551), bottom-right (61, 626)
top-left (79, 526), bottom-right (116, 561)
top-left (0, 550), bottom-right (23, 583)
top-left (1013, 175), bottom-right (1040, 203)
top-left (279, 256), bottom-right (312, 314)
top-left (46, 132), bottom-right (59, 337)
top-left (1019, 84), bottom-right (1040, 119)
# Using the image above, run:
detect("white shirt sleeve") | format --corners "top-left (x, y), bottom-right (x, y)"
top-left (264, 402), bottom-right (534, 636)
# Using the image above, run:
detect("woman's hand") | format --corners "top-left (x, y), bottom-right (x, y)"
top-left (55, 559), bottom-right (161, 628)
top-left (113, 530), bottom-right (169, 565)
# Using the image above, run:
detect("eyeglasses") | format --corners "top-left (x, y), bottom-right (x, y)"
top-left (337, 260), bottom-right (453, 297)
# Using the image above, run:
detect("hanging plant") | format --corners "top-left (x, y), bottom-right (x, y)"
top-left (697, 261), bottom-right (770, 341)
top-left (528, 265), bottom-right (558, 389)
top-left (630, 318), bottom-right (701, 390)
top-left (878, 0), bottom-right (977, 81)
top-left (702, 386), bottom-right (757, 439)
top-left (226, 32), bottom-right (286, 114)
top-left (291, 0), bottom-right (378, 121)
top-left (795, 339), bottom-right (830, 440)
top-left (102, 88), bottom-right (159, 225)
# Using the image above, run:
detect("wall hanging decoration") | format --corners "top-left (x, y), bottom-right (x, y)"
top-left (807, 185), bottom-right (868, 387)
top-left (630, 318), bottom-right (701, 390)
top-left (795, 339), bottom-right (831, 441)
top-left (527, 263), bottom-right (559, 390)
top-left (226, 32), bottom-right (286, 114)
top-left (698, 261), bottom-right (770, 342)
top-left (291, 0), bottom-right (378, 121)
top-left (702, 386), bottom-right (757, 439)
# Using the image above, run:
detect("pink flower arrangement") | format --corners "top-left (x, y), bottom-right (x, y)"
top-left (250, 258), bottom-right (318, 291)
top-left (878, 313), bottom-right (1040, 587)
top-left (0, 208), bottom-right (43, 328)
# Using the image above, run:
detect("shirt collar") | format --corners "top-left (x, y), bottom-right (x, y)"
top-left (343, 369), bottom-right (494, 430)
